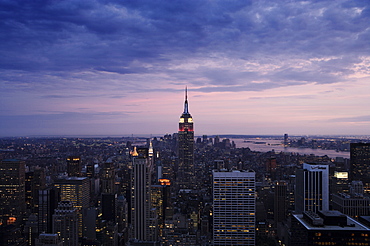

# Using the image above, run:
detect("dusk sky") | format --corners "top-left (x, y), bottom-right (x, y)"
top-left (1, 0), bottom-right (370, 137)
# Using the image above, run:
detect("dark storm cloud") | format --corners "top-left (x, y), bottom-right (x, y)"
top-left (0, 0), bottom-right (369, 94)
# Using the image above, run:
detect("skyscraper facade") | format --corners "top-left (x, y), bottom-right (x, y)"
top-left (131, 147), bottom-right (156, 242)
top-left (295, 163), bottom-right (329, 214)
top-left (177, 88), bottom-right (194, 189)
top-left (67, 156), bottom-right (82, 177)
top-left (350, 143), bottom-right (370, 192)
top-left (213, 170), bottom-right (256, 245)
top-left (54, 177), bottom-right (90, 238)
top-left (274, 181), bottom-right (287, 226)
top-left (0, 159), bottom-right (25, 225)
top-left (52, 201), bottom-right (78, 246)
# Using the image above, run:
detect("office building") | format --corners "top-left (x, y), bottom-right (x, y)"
top-left (35, 233), bottom-right (63, 246)
top-left (151, 179), bottom-right (171, 232)
top-left (101, 193), bottom-right (117, 222)
top-left (100, 161), bottom-right (115, 194)
top-left (0, 159), bottom-right (25, 225)
top-left (67, 156), bottom-right (82, 177)
top-left (274, 181), bottom-right (287, 226)
top-left (295, 163), bottom-right (329, 213)
top-left (289, 211), bottom-right (370, 245)
top-left (332, 181), bottom-right (370, 218)
top-left (177, 88), bottom-right (194, 189)
top-left (38, 187), bottom-right (59, 233)
top-left (52, 201), bottom-right (78, 246)
top-left (213, 170), bottom-right (256, 245)
top-left (131, 147), bottom-right (156, 242)
top-left (350, 143), bottom-right (370, 192)
top-left (54, 177), bottom-right (90, 238)
top-left (25, 168), bottom-right (46, 213)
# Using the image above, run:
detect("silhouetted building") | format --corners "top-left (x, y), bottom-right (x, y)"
top-left (100, 161), bottom-right (115, 194)
top-left (39, 187), bottom-right (59, 233)
top-left (177, 88), bottom-right (194, 189)
top-left (35, 233), bottom-right (63, 246)
top-left (53, 201), bottom-right (78, 246)
top-left (274, 181), bottom-right (287, 226)
top-left (213, 170), bottom-right (256, 245)
top-left (25, 168), bottom-right (46, 213)
top-left (295, 163), bottom-right (329, 213)
top-left (0, 159), bottom-right (25, 225)
top-left (67, 156), bottom-right (82, 177)
top-left (101, 193), bottom-right (117, 222)
top-left (350, 143), bottom-right (370, 192)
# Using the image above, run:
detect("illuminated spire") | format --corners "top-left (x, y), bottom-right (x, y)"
top-left (131, 146), bottom-right (138, 156)
top-left (183, 86), bottom-right (189, 114)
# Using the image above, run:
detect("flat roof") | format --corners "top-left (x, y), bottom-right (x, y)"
top-left (293, 214), bottom-right (370, 231)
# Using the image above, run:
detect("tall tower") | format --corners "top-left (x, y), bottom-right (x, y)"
top-left (131, 147), bottom-right (156, 242)
top-left (350, 143), bottom-right (370, 192)
top-left (295, 163), bottom-right (329, 214)
top-left (213, 170), bottom-right (256, 246)
top-left (0, 159), bottom-right (25, 225)
top-left (177, 87), bottom-right (194, 189)
top-left (274, 181), bottom-right (287, 227)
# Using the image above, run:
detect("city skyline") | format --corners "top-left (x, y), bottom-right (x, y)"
top-left (1, 0), bottom-right (370, 137)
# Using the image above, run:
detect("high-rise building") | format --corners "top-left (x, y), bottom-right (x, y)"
top-left (25, 168), bottom-right (46, 213)
top-left (151, 179), bottom-right (171, 233)
top-left (177, 88), bottom-right (194, 189)
top-left (213, 170), bottom-right (256, 246)
top-left (350, 143), bottom-right (370, 192)
top-left (295, 163), bottom-right (329, 214)
top-left (100, 161), bottom-right (115, 194)
top-left (66, 156), bottom-right (82, 177)
top-left (274, 181), bottom-right (287, 226)
top-left (131, 147), bottom-right (156, 242)
top-left (0, 159), bottom-right (25, 225)
top-left (38, 187), bottom-right (59, 233)
top-left (54, 177), bottom-right (90, 238)
top-left (101, 193), bottom-right (117, 222)
top-left (52, 201), bottom-right (78, 246)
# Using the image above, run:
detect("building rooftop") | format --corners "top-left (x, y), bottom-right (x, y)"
top-left (294, 212), bottom-right (370, 231)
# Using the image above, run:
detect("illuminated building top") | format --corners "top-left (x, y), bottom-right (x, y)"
top-left (179, 87), bottom-right (193, 132)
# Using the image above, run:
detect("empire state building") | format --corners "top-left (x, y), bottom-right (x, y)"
top-left (177, 88), bottom-right (194, 189)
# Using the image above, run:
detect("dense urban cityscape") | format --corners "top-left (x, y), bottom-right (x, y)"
top-left (1, 92), bottom-right (370, 246)
top-left (1, 0), bottom-right (369, 244)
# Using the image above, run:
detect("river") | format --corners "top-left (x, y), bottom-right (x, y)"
top-left (230, 138), bottom-right (350, 159)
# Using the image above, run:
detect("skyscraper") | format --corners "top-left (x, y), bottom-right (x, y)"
top-left (54, 177), bottom-right (90, 238)
top-left (177, 87), bottom-right (194, 189)
top-left (274, 181), bottom-right (287, 226)
top-left (52, 201), bottom-right (78, 246)
top-left (67, 156), bottom-right (81, 177)
top-left (0, 159), bottom-right (25, 225)
top-left (131, 147), bottom-right (156, 242)
top-left (350, 143), bottom-right (370, 192)
top-left (295, 163), bottom-right (329, 214)
top-left (213, 170), bottom-right (256, 245)
top-left (100, 160), bottom-right (115, 194)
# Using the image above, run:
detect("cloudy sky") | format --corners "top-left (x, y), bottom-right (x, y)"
top-left (1, 0), bottom-right (369, 137)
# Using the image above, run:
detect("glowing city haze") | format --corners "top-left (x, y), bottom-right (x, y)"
top-left (1, 0), bottom-right (370, 136)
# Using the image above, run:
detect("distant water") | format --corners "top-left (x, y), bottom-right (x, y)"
top-left (231, 138), bottom-right (350, 159)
